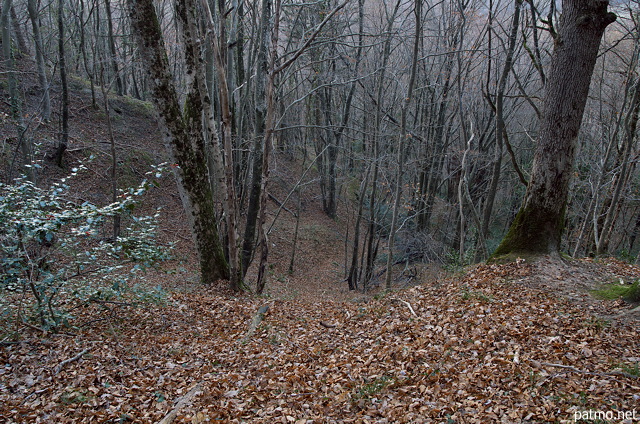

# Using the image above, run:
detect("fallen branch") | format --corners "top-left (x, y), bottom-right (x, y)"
top-left (241, 305), bottom-right (270, 343)
top-left (158, 383), bottom-right (203, 424)
top-left (268, 193), bottom-right (297, 217)
top-left (392, 298), bottom-right (418, 317)
top-left (54, 348), bottom-right (91, 375)
top-left (319, 321), bottom-right (336, 329)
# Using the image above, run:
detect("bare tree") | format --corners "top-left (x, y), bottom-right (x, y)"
top-left (27, 0), bottom-right (52, 120)
top-left (126, 0), bottom-right (230, 284)
top-left (493, 0), bottom-right (616, 258)
top-left (52, 0), bottom-right (69, 167)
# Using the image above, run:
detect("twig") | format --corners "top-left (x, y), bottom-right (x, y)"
top-left (392, 298), bottom-right (418, 317)
top-left (319, 321), bottom-right (336, 328)
top-left (158, 383), bottom-right (203, 424)
top-left (268, 193), bottom-right (297, 217)
top-left (21, 321), bottom-right (48, 335)
top-left (0, 339), bottom-right (33, 346)
top-left (54, 348), bottom-right (91, 375)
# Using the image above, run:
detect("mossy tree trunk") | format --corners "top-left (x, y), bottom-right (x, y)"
top-left (492, 0), bottom-right (616, 259)
top-left (126, 0), bottom-right (230, 284)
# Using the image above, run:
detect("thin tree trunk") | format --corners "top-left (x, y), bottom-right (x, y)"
top-left (362, 0), bottom-right (401, 290)
top-left (26, 0), bottom-right (51, 120)
top-left (53, 0), bottom-right (69, 167)
top-left (348, 166), bottom-right (370, 291)
top-left (77, 0), bottom-right (96, 109)
top-left (201, 0), bottom-right (243, 290)
top-left (10, 5), bottom-right (27, 54)
top-left (597, 76), bottom-right (640, 255)
top-left (482, 0), bottom-right (522, 247)
top-left (288, 186), bottom-right (302, 274)
top-left (104, 0), bottom-right (123, 95)
top-left (100, 69), bottom-right (120, 240)
top-left (385, 0), bottom-right (421, 290)
top-left (256, 0), bottom-right (281, 295)
top-left (241, 0), bottom-right (271, 277)
top-left (255, 0), bottom-right (348, 293)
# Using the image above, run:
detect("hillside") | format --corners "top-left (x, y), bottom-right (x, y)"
top-left (1, 58), bottom-right (639, 423)
top-left (1, 259), bottom-right (639, 423)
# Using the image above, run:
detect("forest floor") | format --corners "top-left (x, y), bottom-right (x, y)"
top-left (1, 59), bottom-right (639, 423)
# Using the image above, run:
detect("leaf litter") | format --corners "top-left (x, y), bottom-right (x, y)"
top-left (1, 259), bottom-right (639, 423)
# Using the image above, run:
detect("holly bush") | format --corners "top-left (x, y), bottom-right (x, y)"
top-left (0, 164), bottom-right (172, 332)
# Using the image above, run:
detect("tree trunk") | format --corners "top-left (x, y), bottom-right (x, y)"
top-left (10, 5), bottom-right (27, 55)
top-left (241, 0), bottom-right (271, 277)
top-left (126, 0), bottom-right (230, 283)
top-left (481, 0), bottom-right (522, 245)
top-left (256, 0), bottom-right (281, 295)
top-left (596, 75), bottom-right (640, 255)
top-left (3, 0), bottom-right (34, 182)
top-left (100, 69), bottom-right (120, 240)
top-left (26, 0), bottom-right (51, 121)
top-left (385, 0), bottom-right (421, 290)
top-left (77, 0), bottom-right (97, 109)
top-left (201, 0), bottom-right (243, 290)
top-left (104, 0), bottom-right (124, 95)
top-left (53, 0), bottom-right (69, 167)
top-left (492, 0), bottom-right (616, 258)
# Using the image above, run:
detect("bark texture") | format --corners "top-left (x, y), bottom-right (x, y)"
top-left (493, 0), bottom-right (616, 258)
top-left (126, 0), bottom-right (229, 283)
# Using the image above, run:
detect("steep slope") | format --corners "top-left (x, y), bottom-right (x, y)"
top-left (1, 260), bottom-right (638, 423)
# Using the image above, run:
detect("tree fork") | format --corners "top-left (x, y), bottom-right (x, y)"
top-left (126, 0), bottom-right (229, 283)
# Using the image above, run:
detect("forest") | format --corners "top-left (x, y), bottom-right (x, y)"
top-left (0, 0), bottom-right (639, 422)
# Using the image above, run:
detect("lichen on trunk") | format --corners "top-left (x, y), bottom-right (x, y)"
top-left (126, 0), bottom-right (230, 284)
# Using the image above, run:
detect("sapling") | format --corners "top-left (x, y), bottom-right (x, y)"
top-left (0, 163), bottom-right (172, 332)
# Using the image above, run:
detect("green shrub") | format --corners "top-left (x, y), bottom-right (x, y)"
top-left (0, 164), bottom-right (172, 332)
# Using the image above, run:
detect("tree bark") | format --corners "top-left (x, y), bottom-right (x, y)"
top-left (241, 0), bottom-right (271, 277)
top-left (126, 0), bottom-right (230, 283)
top-left (104, 0), bottom-right (124, 95)
top-left (492, 0), bottom-right (616, 258)
top-left (26, 0), bottom-right (51, 120)
top-left (385, 0), bottom-right (421, 290)
top-left (53, 0), bottom-right (69, 167)
top-left (201, 0), bottom-right (243, 290)
top-left (3, 0), bottom-right (34, 182)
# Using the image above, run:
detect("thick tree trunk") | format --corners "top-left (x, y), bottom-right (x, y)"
top-left (2, 0), bottom-right (33, 181)
top-left (492, 0), bottom-right (616, 258)
top-left (126, 0), bottom-right (230, 283)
